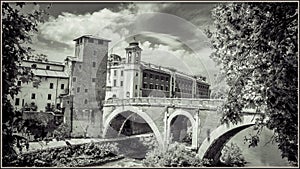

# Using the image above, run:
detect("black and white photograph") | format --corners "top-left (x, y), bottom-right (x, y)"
top-left (1, 0), bottom-right (299, 167)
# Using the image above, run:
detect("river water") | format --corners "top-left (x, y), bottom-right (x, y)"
top-left (100, 127), bottom-right (291, 167)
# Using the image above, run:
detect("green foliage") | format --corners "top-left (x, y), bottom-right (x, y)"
top-left (206, 2), bottom-right (298, 163)
top-left (2, 2), bottom-right (47, 161)
top-left (52, 123), bottom-right (71, 141)
top-left (3, 142), bottom-right (120, 167)
top-left (142, 142), bottom-right (203, 167)
top-left (220, 142), bottom-right (246, 167)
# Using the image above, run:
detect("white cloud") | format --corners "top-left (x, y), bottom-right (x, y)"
top-left (32, 3), bottom-right (217, 79)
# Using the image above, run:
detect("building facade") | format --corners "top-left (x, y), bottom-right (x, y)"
top-left (12, 60), bottom-right (69, 113)
top-left (63, 35), bottom-right (110, 138)
top-left (105, 40), bottom-right (211, 100)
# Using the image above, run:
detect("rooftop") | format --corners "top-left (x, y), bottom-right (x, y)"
top-left (22, 59), bottom-right (65, 66)
top-left (73, 35), bottom-right (111, 42)
top-left (31, 69), bottom-right (69, 78)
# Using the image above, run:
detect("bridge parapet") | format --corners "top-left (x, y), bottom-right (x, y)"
top-left (104, 97), bottom-right (224, 110)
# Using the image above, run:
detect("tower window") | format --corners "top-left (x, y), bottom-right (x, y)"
top-left (15, 98), bottom-right (20, 106)
top-left (50, 83), bottom-right (54, 89)
top-left (61, 84), bottom-right (64, 89)
top-left (31, 93), bottom-right (36, 99)
top-left (47, 94), bottom-right (51, 100)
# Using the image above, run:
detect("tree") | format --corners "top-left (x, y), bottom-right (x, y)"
top-left (205, 2), bottom-right (298, 164)
top-left (2, 2), bottom-right (46, 162)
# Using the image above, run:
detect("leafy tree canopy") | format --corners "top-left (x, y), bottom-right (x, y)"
top-left (206, 2), bottom-right (298, 164)
top-left (2, 2), bottom-right (47, 161)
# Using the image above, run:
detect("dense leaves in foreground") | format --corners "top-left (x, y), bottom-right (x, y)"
top-left (142, 142), bottom-right (208, 167)
top-left (2, 2), bottom-right (47, 161)
top-left (206, 2), bottom-right (298, 164)
top-left (3, 142), bottom-right (121, 167)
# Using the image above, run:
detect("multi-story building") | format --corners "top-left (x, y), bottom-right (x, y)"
top-left (12, 59), bottom-right (69, 112)
top-left (106, 39), bottom-right (210, 99)
top-left (62, 35), bottom-right (110, 138)
top-left (106, 40), bottom-right (210, 100)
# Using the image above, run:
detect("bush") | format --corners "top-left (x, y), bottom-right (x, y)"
top-left (143, 142), bottom-right (203, 167)
top-left (220, 142), bottom-right (246, 167)
top-left (52, 123), bottom-right (70, 140)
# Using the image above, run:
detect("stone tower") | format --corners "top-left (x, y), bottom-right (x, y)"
top-left (123, 38), bottom-right (143, 98)
top-left (67, 35), bottom-right (111, 138)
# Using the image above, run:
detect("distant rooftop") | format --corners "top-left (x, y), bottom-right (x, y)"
top-left (31, 69), bottom-right (68, 78)
top-left (23, 59), bottom-right (64, 66)
top-left (73, 35), bottom-right (111, 42)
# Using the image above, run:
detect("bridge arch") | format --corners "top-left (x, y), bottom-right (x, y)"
top-left (198, 114), bottom-right (256, 165)
top-left (103, 106), bottom-right (164, 148)
top-left (167, 110), bottom-right (198, 148)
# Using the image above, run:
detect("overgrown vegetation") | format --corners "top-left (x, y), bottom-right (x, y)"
top-left (3, 142), bottom-right (121, 167)
top-left (206, 2), bottom-right (298, 164)
top-left (2, 2), bottom-right (48, 162)
top-left (220, 142), bottom-right (246, 167)
top-left (142, 142), bottom-right (204, 167)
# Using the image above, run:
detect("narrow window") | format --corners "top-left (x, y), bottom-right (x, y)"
top-left (93, 62), bottom-right (96, 67)
top-left (113, 80), bottom-right (117, 87)
top-left (160, 85), bottom-right (164, 90)
top-left (92, 78), bottom-right (96, 82)
top-left (135, 85), bottom-right (138, 89)
top-left (136, 72), bottom-right (139, 77)
top-left (46, 65), bottom-right (50, 70)
top-left (121, 71), bottom-right (123, 76)
top-left (73, 77), bottom-right (76, 82)
top-left (155, 84), bottom-right (158, 89)
top-left (85, 89), bottom-right (88, 93)
top-left (47, 94), bottom-right (51, 100)
top-left (61, 84), bottom-right (64, 89)
top-left (15, 98), bottom-right (20, 106)
top-left (120, 81), bottom-right (123, 87)
top-left (17, 81), bottom-right (21, 86)
top-left (77, 87), bottom-right (80, 93)
top-left (84, 99), bottom-right (88, 104)
top-left (50, 83), bottom-right (54, 89)
top-left (114, 70), bottom-right (117, 76)
top-left (31, 93), bottom-right (36, 99)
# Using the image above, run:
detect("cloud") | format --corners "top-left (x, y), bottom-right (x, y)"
top-left (31, 2), bottom-right (218, 80)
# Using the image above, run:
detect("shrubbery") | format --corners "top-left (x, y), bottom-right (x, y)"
top-left (142, 142), bottom-right (204, 167)
top-left (4, 142), bottom-right (121, 167)
top-left (220, 142), bottom-right (246, 167)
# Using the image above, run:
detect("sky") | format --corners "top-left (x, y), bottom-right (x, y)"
top-left (16, 2), bottom-right (221, 85)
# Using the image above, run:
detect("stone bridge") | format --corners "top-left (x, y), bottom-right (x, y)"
top-left (102, 97), bottom-right (260, 164)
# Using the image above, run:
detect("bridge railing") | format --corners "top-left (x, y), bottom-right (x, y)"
top-left (104, 97), bottom-right (224, 109)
